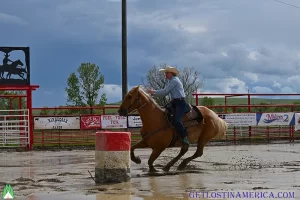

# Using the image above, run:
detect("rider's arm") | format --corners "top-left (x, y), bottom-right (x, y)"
top-left (153, 79), bottom-right (177, 97)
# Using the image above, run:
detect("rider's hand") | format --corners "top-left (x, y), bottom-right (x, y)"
top-left (147, 89), bottom-right (154, 94)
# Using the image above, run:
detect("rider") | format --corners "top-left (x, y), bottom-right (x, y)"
top-left (3, 53), bottom-right (13, 66)
top-left (146, 66), bottom-right (189, 146)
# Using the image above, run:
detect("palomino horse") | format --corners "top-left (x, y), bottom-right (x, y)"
top-left (118, 85), bottom-right (228, 172)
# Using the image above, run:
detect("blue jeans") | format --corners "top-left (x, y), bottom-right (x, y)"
top-left (171, 99), bottom-right (188, 138)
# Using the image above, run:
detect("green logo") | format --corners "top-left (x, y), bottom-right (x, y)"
top-left (1, 184), bottom-right (14, 199)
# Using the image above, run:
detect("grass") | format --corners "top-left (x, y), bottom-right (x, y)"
top-left (108, 97), bottom-right (300, 106)
top-left (206, 97), bottom-right (300, 105)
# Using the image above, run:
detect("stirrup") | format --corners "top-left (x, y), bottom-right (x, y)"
top-left (183, 137), bottom-right (189, 145)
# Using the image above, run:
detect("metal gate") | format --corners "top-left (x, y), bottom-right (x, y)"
top-left (0, 109), bottom-right (30, 147)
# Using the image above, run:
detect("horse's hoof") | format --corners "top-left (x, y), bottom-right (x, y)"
top-left (132, 156), bottom-right (141, 164)
top-left (149, 168), bottom-right (159, 173)
top-left (162, 166), bottom-right (170, 172)
top-left (177, 163), bottom-right (186, 171)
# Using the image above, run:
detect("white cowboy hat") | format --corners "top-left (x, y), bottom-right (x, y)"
top-left (159, 66), bottom-right (179, 75)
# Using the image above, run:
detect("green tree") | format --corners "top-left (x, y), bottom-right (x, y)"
top-left (141, 63), bottom-right (205, 106)
top-left (99, 93), bottom-right (107, 106)
top-left (40, 107), bottom-right (50, 115)
top-left (65, 63), bottom-right (106, 114)
top-left (0, 90), bottom-right (26, 110)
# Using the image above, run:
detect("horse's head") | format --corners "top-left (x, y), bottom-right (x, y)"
top-left (11, 59), bottom-right (24, 67)
top-left (16, 59), bottom-right (24, 66)
top-left (118, 85), bottom-right (147, 116)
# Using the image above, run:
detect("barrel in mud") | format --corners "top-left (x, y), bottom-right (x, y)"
top-left (95, 131), bottom-right (131, 184)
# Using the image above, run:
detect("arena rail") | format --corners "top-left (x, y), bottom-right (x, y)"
top-left (30, 103), bottom-right (300, 148)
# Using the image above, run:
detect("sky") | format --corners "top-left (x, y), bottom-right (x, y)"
top-left (1, 0), bottom-right (300, 107)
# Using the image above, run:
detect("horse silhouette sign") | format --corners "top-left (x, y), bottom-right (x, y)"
top-left (0, 47), bottom-right (30, 85)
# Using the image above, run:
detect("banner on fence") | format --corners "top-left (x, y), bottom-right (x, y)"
top-left (80, 115), bottom-right (101, 130)
top-left (101, 115), bottom-right (127, 129)
top-left (218, 113), bottom-right (257, 126)
top-left (256, 112), bottom-right (295, 126)
top-left (294, 113), bottom-right (300, 131)
top-left (34, 116), bottom-right (80, 130)
top-left (128, 115), bottom-right (142, 128)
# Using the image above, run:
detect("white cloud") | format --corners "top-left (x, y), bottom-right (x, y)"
top-left (272, 81), bottom-right (281, 88)
top-left (0, 12), bottom-right (27, 25)
top-left (178, 25), bottom-right (207, 34)
top-left (221, 52), bottom-right (228, 57)
top-left (99, 84), bottom-right (122, 103)
top-left (252, 86), bottom-right (274, 94)
top-left (243, 72), bottom-right (258, 83)
top-left (287, 75), bottom-right (300, 85)
top-left (280, 86), bottom-right (297, 94)
top-left (247, 50), bottom-right (259, 60)
top-left (214, 77), bottom-right (248, 93)
top-left (99, 84), bottom-right (136, 103)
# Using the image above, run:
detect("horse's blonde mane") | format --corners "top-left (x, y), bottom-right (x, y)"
top-left (137, 86), bottom-right (164, 111)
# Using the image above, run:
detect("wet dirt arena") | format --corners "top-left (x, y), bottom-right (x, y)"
top-left (1, 143), bottom-right (300, 199)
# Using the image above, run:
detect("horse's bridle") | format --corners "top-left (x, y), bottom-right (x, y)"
top-left (126, 91), bottom-right (148, 115)
top-left (125, 90), bottom-right (171, 140)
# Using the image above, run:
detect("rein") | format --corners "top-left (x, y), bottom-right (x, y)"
top-left (126, 90), bottom-right (171, 140)
top-left (126, 92), bottom-right (147, 115)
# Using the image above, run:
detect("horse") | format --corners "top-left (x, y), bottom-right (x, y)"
top-left (118, 85), bottom-right (228, 172)
top-left (0, 59), bottom-right (24, 79)
top-left (6, 68), bottom-right (27, 80)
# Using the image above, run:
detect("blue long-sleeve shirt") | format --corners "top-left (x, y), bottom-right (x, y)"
top-left (153, 76), bottom-right (186, 99)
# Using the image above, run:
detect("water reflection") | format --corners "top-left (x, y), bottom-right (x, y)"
top-left (136, 173), bottom-right (208, 200)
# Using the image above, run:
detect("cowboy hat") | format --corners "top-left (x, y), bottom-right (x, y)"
top-left (159, 66), bottom-right (179, 75)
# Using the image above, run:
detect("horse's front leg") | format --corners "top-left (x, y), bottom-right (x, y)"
top-left (130, 139), bottom-right (147, 164)
top-left (6, 72), bottom-right (11, 79)
top-left (148, 148), bottom-right (164, 172)
top-left (19, 73), bottom-right (25, 80)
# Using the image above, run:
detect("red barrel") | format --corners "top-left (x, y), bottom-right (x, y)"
top-left (95, 131), bottom-right (131, 184)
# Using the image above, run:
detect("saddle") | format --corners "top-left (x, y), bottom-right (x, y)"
top-left (163, 101), bottom-right (204, 147)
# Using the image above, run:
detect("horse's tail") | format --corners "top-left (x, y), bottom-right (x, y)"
top-left (197, 106), bottom-right (228, 139)
top-left (216, 117), bottom-right (228, 138)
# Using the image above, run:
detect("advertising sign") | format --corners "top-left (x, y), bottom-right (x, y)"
top-left (218, 113), bottom-right (256, 126)
top-left (256, 112), bottom-right (294, 126)
top-left (34, 116), bottom-right (80, 130)
top-left (128, 115), bottom-right (142, 128)
top-left (101, 115), bottom-right (127, 129)
top-left (80, 116), bottom-right (101, 130)
top-left (294, 113), bottom-right (300, 131)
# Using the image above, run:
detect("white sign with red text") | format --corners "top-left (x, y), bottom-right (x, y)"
top-left (101, 115), bottom-right (127, 129)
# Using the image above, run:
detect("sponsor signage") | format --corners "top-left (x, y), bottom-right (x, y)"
top-left (34, 117), bottom-right (80, 130)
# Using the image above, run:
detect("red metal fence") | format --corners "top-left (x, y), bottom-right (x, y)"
top-left (31, 102), bottom-right (300, 148)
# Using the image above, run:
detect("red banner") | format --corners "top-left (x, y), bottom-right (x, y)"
top-left (80, 116), bottom-right (101, 130)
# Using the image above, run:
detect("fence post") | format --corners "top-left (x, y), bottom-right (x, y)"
top-left (233, 126), bottom-right (236, 145)
top-left (266, 126), bottom-right (270, 143)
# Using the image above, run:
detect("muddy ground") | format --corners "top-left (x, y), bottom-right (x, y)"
top-left (1, 143), bottom-right (300, 199)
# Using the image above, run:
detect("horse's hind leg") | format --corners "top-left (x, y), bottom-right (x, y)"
top-left (162, 144), bottom-right (189, 172)
top-left (177, 134), bottom-right (209, 171)
top-left (131, 139), bottom-right (148, 164)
